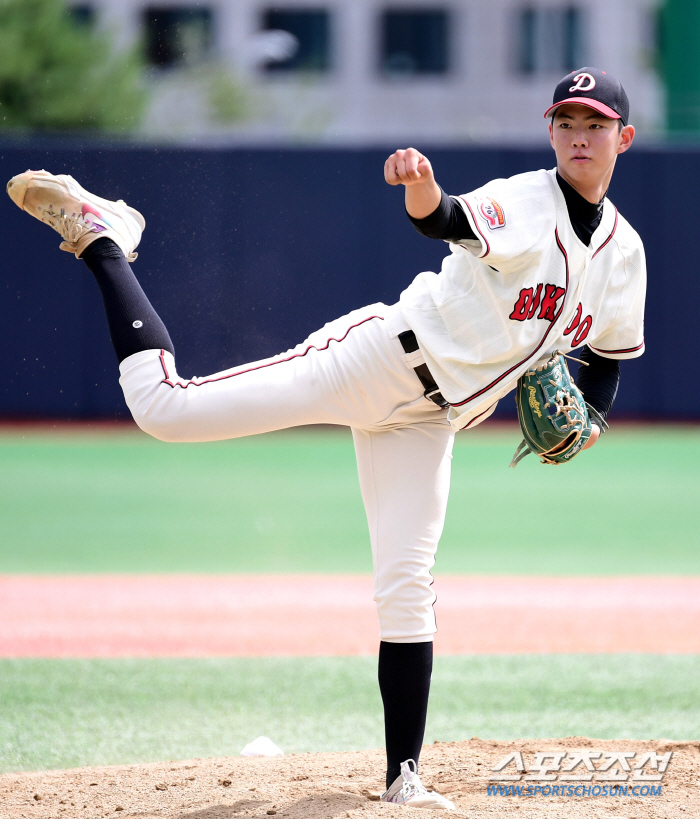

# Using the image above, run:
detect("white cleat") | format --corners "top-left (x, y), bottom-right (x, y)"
top-left (381, 759), bottom-right (456, 810)
top-left (6, 169), bottom-right (145, 262)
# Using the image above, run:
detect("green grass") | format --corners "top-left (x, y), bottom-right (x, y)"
top-left (2, 428), bottom-right (697, 775)
top-left (1, 655), bottom-right (699, 773)
top-left (1, 425), bottom-right (699, 574)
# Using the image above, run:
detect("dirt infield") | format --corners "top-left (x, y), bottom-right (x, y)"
top-left (1, 737), bottom-right (697, 819)
top-left (4, 576), bottom-right (700, 816)
top-left (2, 575), bottom-right (700, 656)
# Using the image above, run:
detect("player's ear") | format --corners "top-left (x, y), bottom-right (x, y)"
top-left (617, 124), bottom-right (635, 155)
top-left (548, 119), bottom-right (555, 149)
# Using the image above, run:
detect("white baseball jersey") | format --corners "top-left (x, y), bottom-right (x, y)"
top-left (399, 168), bottom-right (646, 430)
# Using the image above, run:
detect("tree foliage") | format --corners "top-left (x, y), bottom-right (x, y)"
top-left (0, 0), bottom-right (146, 132)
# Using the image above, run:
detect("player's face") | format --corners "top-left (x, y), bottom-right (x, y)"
top-left (548, 104), bottom-right (634, 202)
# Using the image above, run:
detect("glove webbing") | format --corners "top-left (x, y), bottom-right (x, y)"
top-left (509, 401), bottom-right (609, 468)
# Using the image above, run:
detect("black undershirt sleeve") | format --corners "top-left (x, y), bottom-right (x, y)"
top-left (407, 187), bottom-right (477, 242)
top-left (576, 345), bottom-right (620, 421)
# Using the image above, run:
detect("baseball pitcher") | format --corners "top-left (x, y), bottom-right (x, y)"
top-left (7, 67), bottom-right (644, 810)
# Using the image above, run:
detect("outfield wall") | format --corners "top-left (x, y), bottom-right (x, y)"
top-left (0, 143), bottom-right (696, 420)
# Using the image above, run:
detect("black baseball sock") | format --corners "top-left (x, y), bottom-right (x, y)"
top-left (81, 238), bottom-right (174, 364)
top-left (378, 640), bottom-right (433, 789)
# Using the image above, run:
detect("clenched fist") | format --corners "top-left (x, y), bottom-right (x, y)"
top-left (384, 148), bottom-right (434, 186)
top-left (384, 148), bottom-right (442, 219)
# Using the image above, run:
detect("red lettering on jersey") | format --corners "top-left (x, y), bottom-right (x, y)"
top-left (563, 302), bottom-right (582, 335)
top-left (572, 315), bottom-right (592, 347)
top-left (509, 288), bottom-right (534, 321)
top-left (526, 283), bottom-right (543, 320)
top-left (537, 285), bottom-right (566, 322)
top-left (563, 302), bottom-right (592, 346)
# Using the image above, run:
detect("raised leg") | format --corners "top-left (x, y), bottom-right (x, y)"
top-left (82, 238), bottom-right (174, 362)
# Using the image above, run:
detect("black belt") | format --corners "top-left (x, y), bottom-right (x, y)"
top-left (398, 330), bottom-right (449, 408)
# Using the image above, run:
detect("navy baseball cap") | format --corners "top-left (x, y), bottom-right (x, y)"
top-left (544, 67), bottom-right (629, 125)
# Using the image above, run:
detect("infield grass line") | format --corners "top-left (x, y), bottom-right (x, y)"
top-left (1, 655), bottom-right (699, 774)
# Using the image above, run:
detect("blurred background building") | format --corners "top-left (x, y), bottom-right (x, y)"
top-left (74, 0), bottom-right (663, 144)
top-left (3, 0), bottom-right (700, 422)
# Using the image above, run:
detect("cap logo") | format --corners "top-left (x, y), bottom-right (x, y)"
top-left (569, 73), bottom-right (596, 93)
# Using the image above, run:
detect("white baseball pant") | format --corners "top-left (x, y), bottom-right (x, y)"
top-left (119, 302), bottom-right (455, 642)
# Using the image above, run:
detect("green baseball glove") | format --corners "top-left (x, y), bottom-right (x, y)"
top-left (510, 352), bottom-right (606, 467)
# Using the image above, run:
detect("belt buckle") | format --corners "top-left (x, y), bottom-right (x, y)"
top-left (424, 387), bottom-right (449, 408)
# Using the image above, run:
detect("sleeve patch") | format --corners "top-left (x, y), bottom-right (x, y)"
top-left (477, 197), bottom-right (506, 230)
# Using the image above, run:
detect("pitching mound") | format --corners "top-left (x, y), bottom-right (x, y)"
top-left (1, 738), bottom-right (698, 818)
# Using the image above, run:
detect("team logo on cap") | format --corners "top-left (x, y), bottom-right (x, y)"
top-left (477, 197), bottom-right (506, 230)
top-left (569, 72), bottom-right (596, 93)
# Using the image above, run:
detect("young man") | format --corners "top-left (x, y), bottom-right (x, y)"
top-left (7, 67), bottom-right (644, 810)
